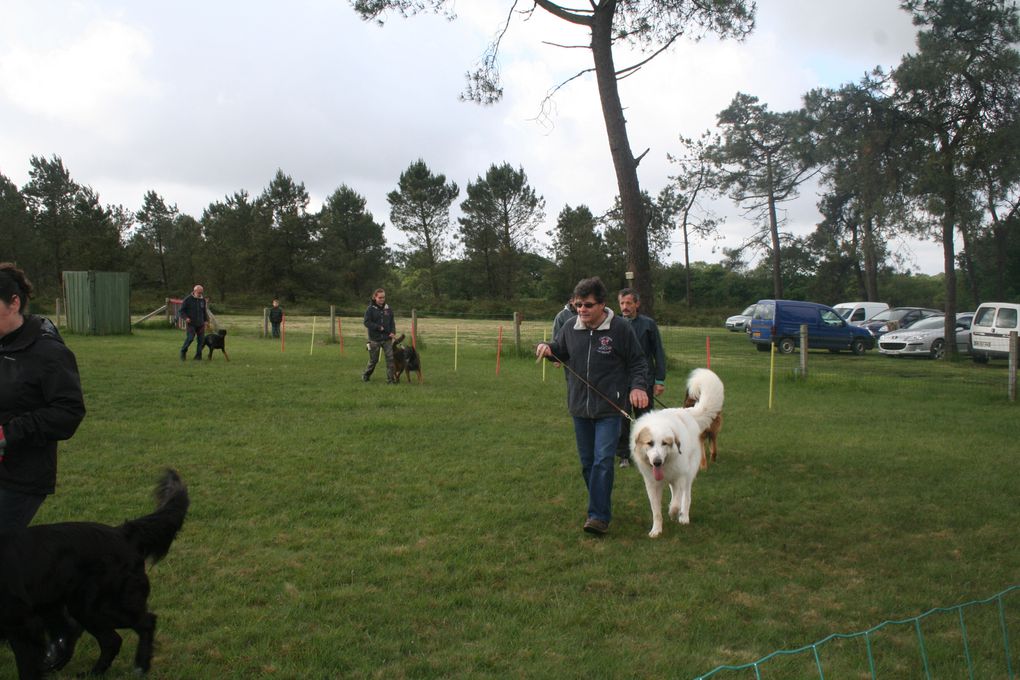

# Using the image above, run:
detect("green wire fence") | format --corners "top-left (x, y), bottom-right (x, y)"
top-left (695, 585), bottom-right (1019, 679)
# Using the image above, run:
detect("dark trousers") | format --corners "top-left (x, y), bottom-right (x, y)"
top-left (0, 487), bottom-right (46, 532)
top-left (271, 322), bottom-right (281, 338)
top-left (363, 339), bottom-right (395, 382)
top-left (181, 324), bottom-right (205, 359)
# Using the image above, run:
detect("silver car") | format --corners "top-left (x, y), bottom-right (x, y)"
top-left (877, 313), bottom-right (974, 359)
top-left (725, 305), bottom-right (755, 332)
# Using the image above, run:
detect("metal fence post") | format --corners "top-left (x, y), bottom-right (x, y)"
top-left (799, 324), bottom-right (808, 379)
top-left (514, 311), bottom-right (522, 355)
top-left (1009, 331), bottom-right (1017, 402)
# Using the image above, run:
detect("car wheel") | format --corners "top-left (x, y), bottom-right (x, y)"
top-left (929, 339), bottom-right (945, 360)
top-left (778, 337), bottom-right (796, 354)
top-left (850, 338), bottom-right (866, 355)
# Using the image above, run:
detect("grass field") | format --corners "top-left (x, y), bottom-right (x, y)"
top-left (2, 316), bottom-right (1018, 679)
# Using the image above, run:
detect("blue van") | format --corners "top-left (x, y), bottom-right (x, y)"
top-left (749, 299), bottom-right (876, 355)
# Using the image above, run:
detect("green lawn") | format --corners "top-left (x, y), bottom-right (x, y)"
top-left (3, 318), bottom-right (1018, 679)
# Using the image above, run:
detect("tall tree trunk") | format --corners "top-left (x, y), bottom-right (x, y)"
top-left (590, 3), bottom-right (653, 315)
top-left (958, 223), bottom-right (980, 308)
top-left (682, 212), bottom-right (693, 307)
top-left (940, 147), bottom-right (958, 356)
top-left (861, 215), bottom-right (879, 301)
top-left (764, 154), bottom-right (783, 298)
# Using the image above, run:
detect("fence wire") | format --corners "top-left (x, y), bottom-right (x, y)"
top-left (693, 585), bottom-right (1019, 680)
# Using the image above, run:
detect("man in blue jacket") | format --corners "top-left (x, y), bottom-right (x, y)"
top-left (616, 287), bottom-right (667, 467)
top-left (178, 284), bottom-right (207, 361)
top-left (536, 277), bottom-right (648, 535)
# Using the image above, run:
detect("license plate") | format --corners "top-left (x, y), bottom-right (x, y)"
top-left (752, 331), bottom-right (760, 338)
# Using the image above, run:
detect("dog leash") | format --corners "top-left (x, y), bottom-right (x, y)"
top-left (538, 346), bottom-right (636, 422)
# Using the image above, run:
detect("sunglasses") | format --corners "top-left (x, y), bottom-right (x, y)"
top-left (575, 301), bottom-right (601, 309)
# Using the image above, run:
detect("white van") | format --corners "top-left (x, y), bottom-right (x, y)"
top-left (970, 302), bottom-right (1020, 363)
top-left (832, 301), bottom-right (889, 325)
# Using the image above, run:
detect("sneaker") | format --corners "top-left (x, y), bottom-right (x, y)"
top-left (583, 518), bottom-right (609, 535)
top-left (180, 351), bottom-right (186, 361)
top-left (618, 458), bottom-right (630, 468)
top-left (362, 374), bottom-right (370, 382)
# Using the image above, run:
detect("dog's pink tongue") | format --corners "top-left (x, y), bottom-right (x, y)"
top-left (653, 467), bottom-right (664, 481)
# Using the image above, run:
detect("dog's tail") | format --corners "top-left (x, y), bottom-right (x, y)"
top-left (119, 468), bottom-right (190, 565)
top-left (393, 333), bottom-right (405, 346)
top-left (683, 368), bottom-right (724, 433)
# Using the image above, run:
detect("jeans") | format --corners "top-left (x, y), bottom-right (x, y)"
top-left (572, 416), bottom-right (622, 524)
top-left (181, 324), bottom-right (205, 359)
top-left (0, 486), bottom-right (46, 532)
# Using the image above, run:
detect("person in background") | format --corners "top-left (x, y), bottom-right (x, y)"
top-left (269, 298), bottom-right (284, 338)
top-left (0, 262), bottom-right (87, 671)
top-left (179, 284), bottom-right (207, 361)
top-left (616, 287), bottom-right (667, 468)
top-left (362, 288), bottom-right (396, 383)
top-left (552, 297), bottom-right (576, 339)
top-left (535, 277), bottom-right (648, 536)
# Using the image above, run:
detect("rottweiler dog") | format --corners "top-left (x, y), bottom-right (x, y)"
top-left (391, 334), bottom-right (422, 384)
top-left (202, 329), bottom-right (229, 361)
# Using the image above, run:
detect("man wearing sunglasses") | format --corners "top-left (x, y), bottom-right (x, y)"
top-left (536, 277), bottom-right (648, 535)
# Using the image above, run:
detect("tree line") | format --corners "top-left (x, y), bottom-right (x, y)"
top-left (2, 1), bottom-right (1018, 331)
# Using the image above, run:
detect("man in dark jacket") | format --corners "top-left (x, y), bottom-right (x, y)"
top-left (0, 263), bottom-right (86, 530)
top-left (362, 288), bottom-right (396, 383)
top-left (179, 284), bottom-right (207, 361)
top-left (536, 277), bottom-right (648, 536)
top-left (616, 287), bottom-right (667, 467)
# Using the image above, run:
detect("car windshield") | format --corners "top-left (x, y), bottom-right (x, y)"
top-left (868, 309), bottom-right (893, 322)
top-left (741, 305), bottom-right (755, 316)
top-left (904, 316), bottom-right (944, 331)
top-left (834, 307), bottom-right (852, 319)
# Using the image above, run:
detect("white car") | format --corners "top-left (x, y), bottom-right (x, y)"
top-left (877, 313), bottom-right (973, 359)
top-left (725, 305), bottom-right (755, 332)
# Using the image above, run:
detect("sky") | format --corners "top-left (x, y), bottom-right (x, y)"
top-left (0, 1), bottom-right (948, 275)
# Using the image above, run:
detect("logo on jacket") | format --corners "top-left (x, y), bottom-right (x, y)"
top-left (597, 336), bottom-right (613, 354)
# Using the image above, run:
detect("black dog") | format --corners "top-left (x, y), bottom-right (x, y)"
top-left (0, 469), bottom-right (189, 679)
top-left (392, 334), bottom-right (422, 383)
top-left (202, 328), bottom-right (229, 361)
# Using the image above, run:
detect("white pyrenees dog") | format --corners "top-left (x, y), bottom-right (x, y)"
top-left (629, 368), bottom-right (724, 538)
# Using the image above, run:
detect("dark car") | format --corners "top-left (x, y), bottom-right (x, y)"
top-left (748, 299), bottom-right (876, 354)
top-left (860, 306), bottom-right (942, 339)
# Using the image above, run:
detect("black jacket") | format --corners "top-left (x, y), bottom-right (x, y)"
top-left (548, 309), bottom-right (648, 418)
top-left (0, 316), bottom-right (86, 495)
top-left (363, 302), bottom-right (394, 342)
top-left (179, 294), bottom-right (207, 329)
top-left (268, 306), bottom-right (283, 324)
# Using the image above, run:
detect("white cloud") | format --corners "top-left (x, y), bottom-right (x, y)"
top-left (0, 17), bottom-right (157, 134)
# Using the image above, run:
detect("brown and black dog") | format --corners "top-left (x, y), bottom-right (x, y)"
top-left (684, 379), bottom-right (723, 470)
top-left (391, 334), bottom-right (422, 383)
top-left (0, 469), bottom-right (189, 680)
top-left (202, 329), bottom-right (229, 361)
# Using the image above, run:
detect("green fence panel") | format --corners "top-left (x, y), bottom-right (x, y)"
top-left (62, 271), bottom-right (131, 335)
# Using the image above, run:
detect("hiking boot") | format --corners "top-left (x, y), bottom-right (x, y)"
top-left (583, 518), bottom-right (609, 535)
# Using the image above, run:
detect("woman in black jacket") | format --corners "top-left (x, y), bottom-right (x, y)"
top-left (0, 262), bottom-right (86, 532)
